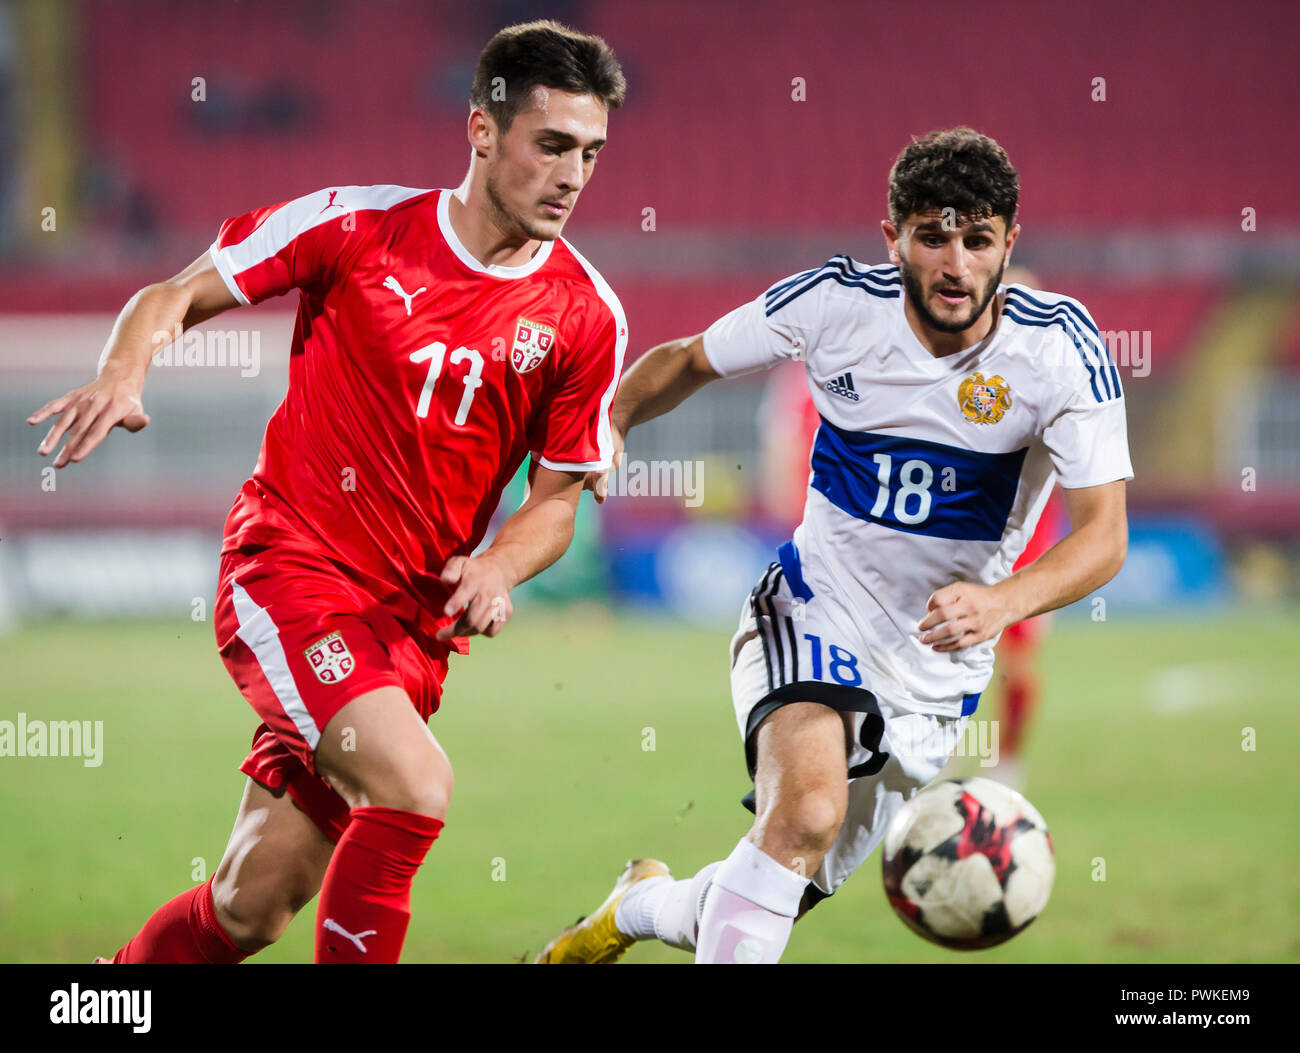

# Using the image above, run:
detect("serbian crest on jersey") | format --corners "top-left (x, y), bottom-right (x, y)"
top-left (958, 372), bottom-right (1012, 424)
top-left (511, 318), bottom-right (556, 374)
top-left (304, 631), bottom-right (355, 684)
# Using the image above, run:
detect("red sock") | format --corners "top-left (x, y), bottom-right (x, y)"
top-left (1002, 676), bottom-right (1037, 756)
top-left (314, 806), bottom-right (443, 964)
top-left (111, 877), bottom-right (248, 964)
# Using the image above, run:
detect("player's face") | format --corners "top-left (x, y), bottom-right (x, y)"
top-left (888, 211), bottom-right (1019, 335)
top-left (483, 87), bottom-right (608, 242)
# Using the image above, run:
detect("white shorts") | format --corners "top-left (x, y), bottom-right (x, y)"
top-left (730, 548), bottom-right (970, 899)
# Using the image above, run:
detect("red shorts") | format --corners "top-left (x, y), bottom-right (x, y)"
top-left (214, 541), bottom-right (453, 843)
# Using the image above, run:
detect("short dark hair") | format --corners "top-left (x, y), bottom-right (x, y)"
top-left (887, 127), bottom-right (1019, 231)
top-left (470, 20), bottom-right (626, 133)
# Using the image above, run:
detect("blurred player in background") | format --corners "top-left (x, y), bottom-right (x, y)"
top-left (544, 127), bottom-right (1131, 964)
top-left (759, 265), bottom-right (1066, 792)
top-left (754, 359), bottom-right (821, 531)
top-left (986, 265), bottom-right (1064, 791)
top-left (28, 20), bottom-right (626, 964)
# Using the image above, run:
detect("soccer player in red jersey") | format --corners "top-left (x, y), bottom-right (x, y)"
top-left (28, 21), bottom-right (627, 964)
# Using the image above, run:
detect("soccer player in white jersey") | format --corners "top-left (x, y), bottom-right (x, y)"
top-left (538, 127), bottom-right (1131, 964)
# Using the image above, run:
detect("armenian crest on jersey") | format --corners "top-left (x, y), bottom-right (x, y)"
top-left (958, 372), bottom-right (1012, 424)
top-left (511, 318), bottom-right (557, 374)
top-left (304, 631), bottom-right (355, 684)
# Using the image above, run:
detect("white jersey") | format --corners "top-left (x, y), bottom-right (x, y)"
top-left (703, 256), bottom-right (1133, 716)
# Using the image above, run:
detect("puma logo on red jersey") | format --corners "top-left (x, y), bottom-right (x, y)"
top-left (383, 275), bottom-right (427, 317)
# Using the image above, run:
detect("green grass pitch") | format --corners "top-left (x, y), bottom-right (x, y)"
top-left (1, 608), bottom-right (1296, 963)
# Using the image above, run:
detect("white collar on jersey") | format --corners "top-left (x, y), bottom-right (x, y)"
top-left (437, 189), bottom-right (555, 279)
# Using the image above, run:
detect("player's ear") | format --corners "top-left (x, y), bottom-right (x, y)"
top-left (467, 108), bottom-right (495, 158)
top-left (881, 220), bottom-right (900, 264)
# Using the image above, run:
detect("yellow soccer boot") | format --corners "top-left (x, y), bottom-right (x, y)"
top-left (534, 859), bottom-right (671, 963)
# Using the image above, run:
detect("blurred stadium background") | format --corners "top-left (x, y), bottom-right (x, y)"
top-left (1, 0), bottom-right (1297, 963)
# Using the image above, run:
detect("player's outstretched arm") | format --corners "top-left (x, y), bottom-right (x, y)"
top-left (611, 333), bottom-right (719, 434)
top-left (919, 480), bottom-right (1128, 652)
top-left (587, 333), bottom-right (718, 502)
top-left (436, 464), bottom-right (585, 642)
top-left (27, 250), bottom-right (241, 467)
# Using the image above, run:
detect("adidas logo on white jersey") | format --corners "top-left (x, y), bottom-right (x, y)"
top-left (824, 372), bottom-right (860, 401)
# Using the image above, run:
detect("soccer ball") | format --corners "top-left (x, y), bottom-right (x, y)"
top-left (881, 777), bottom-right (1055, 950)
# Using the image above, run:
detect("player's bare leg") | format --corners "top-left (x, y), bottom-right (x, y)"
top-left (106, 777), bottom-right (333, 963)
top-left (587, 702), bottom-right (850, 964)
top-left (746, 702), bottom-right (851, 873)
top-left (209, 778), bottom-right (336, 951)
top-left (692, 702), bottom-right (848, 963)
top-left (310, 685), bottom-right (451, 963)
top-left (316, 685), bottom-right (453, 815)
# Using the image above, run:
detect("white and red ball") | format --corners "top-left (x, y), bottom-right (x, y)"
top-left (881, 777), bottom-right (1055, 950)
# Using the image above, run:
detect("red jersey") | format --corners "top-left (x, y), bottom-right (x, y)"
top-left (209, 185), bottom-right (626, 637)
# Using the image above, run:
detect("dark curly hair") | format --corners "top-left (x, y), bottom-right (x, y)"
top-left (887, 128), bottom-right (1019, 231)
top-left (470, 20), bottom-right (626, 133)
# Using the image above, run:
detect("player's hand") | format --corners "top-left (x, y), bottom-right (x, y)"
top-left (918, 581), bottom-right (1016, 652)
top-left (437, 553), bottom-right (515, 641)
top-left (584, 424), bottom-right (625, 504)
top-left (28, 371), bottom-right (150, 468)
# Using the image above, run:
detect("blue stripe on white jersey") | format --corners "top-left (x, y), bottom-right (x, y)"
top-left (765, 265), bottom-right (822, 302)
top-left (1003, 288), bottom-right (1122, 403)
top-left (764, 257), bottom-right (900, 317)
top-left (766, 255), bottom-right (895, 301)
top-left (810, 418), bottom-right (1028, 541)
top-left (764, 257), bottom-right (899, 313)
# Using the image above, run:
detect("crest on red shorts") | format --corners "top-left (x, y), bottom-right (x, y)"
top-left (304, 631), bottom-right (355, 684)
top-left (511, 318), bottom-right (556, 374)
